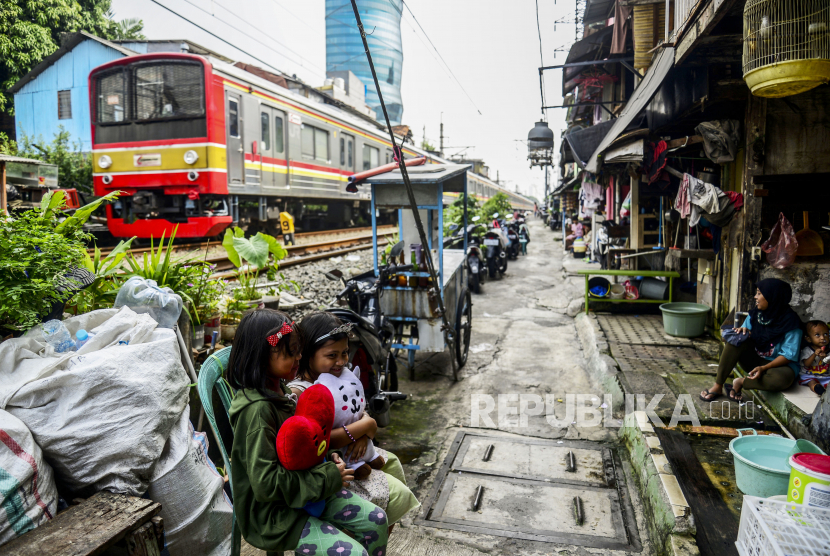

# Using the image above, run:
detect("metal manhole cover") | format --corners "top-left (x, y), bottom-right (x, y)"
top-left (610, 343), bottom-right (702, 362)
top-left (597, 315), bottom-right (694, 346)
top-left (416, 433), bottom-right (642, 551)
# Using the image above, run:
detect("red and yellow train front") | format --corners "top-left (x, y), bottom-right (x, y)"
top-left (91, 53), bottom-right (231, 238)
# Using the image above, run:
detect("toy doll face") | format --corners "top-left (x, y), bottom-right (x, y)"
top-left (336, 380), bottom-right (363, 416)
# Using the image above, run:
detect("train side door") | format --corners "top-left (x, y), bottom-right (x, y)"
top-left (272, 109), bottom-right (287, 188)
top-left (340, 133), bottom-right (355, 175)
top-left (226, 92), bottom-right (243, 185)
top-left (259, 107), bottom-right (275, 188)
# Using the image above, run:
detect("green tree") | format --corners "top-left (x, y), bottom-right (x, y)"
top-left (18, 127), bottom-right (93, 194)
top-left (480, 192), bottom-right (513, 221)
top-left (0, 0), bottom-right (143, 114)
top-left (109, 15), bottom-right (144, 40)
top-left (420, 138), bottom-right (435, 151)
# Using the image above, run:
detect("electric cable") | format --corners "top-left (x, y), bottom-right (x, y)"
top-left (535, 0), bottom-right (547, 119)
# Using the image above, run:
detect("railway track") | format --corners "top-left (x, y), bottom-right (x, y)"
top-left (89, 225), bottom-right (396, 279)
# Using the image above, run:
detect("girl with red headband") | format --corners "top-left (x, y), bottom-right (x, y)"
top-left (227, 308), bottom-right (388, 555)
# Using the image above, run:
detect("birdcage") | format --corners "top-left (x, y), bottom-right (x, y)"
top-left (743, 0), bottom-right (830, 98)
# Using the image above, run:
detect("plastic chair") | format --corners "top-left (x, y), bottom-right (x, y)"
top-left (197, 346), bottom-right (242, 556)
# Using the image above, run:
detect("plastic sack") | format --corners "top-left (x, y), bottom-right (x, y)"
top-left (695, 120), bottom-right (741, 164)
top-left (115, 276), bottom-right (183, 329)
top-left (0, 409), bottom-right (58, 547)
top-left (147, 406), bottom-right (233, 556)
top-left (762, 213), bottom-right (799, 269)
top-left (0, 307), bottom-right (190, 498)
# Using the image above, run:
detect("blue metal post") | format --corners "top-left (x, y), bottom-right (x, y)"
top-left (463, 175), bottom-right (468, 253)
top-left (438, 183), bottom-right (444, 295)
top-left (371, 184), bottom-right (379, 276)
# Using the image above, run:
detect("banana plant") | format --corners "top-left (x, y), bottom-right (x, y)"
top-left (222, 227), bottom-right (288, 300)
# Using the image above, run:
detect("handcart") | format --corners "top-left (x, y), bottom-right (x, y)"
top-left (367, 163), bottom-right (473, 381)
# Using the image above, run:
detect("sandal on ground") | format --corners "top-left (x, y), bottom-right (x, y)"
top-left (700, 389), bottom-right (722, 402)
top-left (724, 384), bottom-right (743, 402)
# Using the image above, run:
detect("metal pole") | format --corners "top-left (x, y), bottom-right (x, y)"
top-left (347, 0), bottom-right (455, 351)
top-left (1, 161), bottom-right (7, 215)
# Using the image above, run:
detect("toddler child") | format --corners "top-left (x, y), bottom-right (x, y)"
top-left (799, 320), bottom-right (830, 396)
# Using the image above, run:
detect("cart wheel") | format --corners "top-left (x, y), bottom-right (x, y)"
top-left (455, 287), bottom-right (472, 370)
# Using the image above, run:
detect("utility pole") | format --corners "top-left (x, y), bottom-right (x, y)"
top-left (439, 113), bottom-right (444, 156)
top-left (497, 170), bottom-right (500, 185)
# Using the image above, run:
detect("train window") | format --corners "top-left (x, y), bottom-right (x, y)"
top-left (274, 116), bottom-right (284, 153)
top-left (340, 137), bottom-right (345, 166)
top-left (260, 112), bottom-right (270, 151)
top-left (97, 69), bottom-right (127, 123)
top-left (362, 145), bottom-right (379, 171)
top-left (347, 139), bottom-right (353, 168)
top-left (134, 62), bottom-right (204, 121)
top-left (302, 124), bottom-right (329, 162)
top-left (228, 100), bottom-right (240, 138)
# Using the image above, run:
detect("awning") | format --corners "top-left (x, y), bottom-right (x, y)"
top-left (585, 46), bottom-right (675, 174)
top-left (552, 173), bottom-right (582, 196)
top-left (583, 0), bottom-right (616, 25)
top-left (563, 121), bottom-right (616, 169)
top-left (603, 139), bottom-right (644, 164)
top-left (563, 26), bottom-right (615, 95)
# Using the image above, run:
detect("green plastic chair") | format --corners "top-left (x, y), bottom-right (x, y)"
top-left (197, 346), bottom-right (242, 556)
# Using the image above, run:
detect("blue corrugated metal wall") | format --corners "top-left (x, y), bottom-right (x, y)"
top-left (13, 40), bottom-right (127, 152)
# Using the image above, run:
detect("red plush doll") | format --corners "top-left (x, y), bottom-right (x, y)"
top-left (276, 384), bottom-right (335, 471)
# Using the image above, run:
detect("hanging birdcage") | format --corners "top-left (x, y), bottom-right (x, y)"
top-left (743, 0), bottom-right (830, 98)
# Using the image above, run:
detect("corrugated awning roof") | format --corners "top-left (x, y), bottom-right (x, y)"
top-left (564, 120), bottom-right (616, 169)
top-left (585, 47), bottom-right (675, 174)
top-left (0, 154), bottom-right (48, 164)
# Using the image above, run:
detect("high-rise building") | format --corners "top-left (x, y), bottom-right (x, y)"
top-left (326, 0), bottom-right (404, 124)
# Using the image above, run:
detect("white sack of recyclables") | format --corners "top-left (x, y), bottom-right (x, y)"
top-left (0, 307), bottom-right (191, 498)
top-left (0, 409), bottom-right (58, 547)
top-left (148, 405), bottom-right (233, 556)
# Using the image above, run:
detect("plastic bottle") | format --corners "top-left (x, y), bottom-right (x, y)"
top-left (42, 320), bottom-right (76, 353)
top-left (75, 329), bottom-right (89, 350)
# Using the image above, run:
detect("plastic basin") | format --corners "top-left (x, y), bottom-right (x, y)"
top-left (729, 429), bottom-right (796, 498)
top-left (659, 302), bottom-right (710, 338)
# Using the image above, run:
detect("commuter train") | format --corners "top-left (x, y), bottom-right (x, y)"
top-left (89, 52), bottom-right (533, 238)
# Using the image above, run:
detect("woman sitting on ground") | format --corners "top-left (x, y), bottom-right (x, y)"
top-left (701, 278), bottom-right (802, 402)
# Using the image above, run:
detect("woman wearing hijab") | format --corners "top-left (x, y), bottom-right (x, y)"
top-left (701, 278), bottom-right (803, 402)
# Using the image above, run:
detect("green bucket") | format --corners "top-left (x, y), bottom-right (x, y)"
top-left (659, 302), bottom-right (710, 338)
top-left (729, 428), bottom-right (795, 498)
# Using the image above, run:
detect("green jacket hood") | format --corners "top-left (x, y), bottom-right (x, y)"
top-left (229, 384), bottom-right (295, 421)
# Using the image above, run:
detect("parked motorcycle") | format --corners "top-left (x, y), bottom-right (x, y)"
top-left (323, 241), bottom-right (408, 427)
top-left (483, 212), bottom-right (508, 278)
top-left (505, 216), bottom-right (520, 260)
top-left (445, 215), bottom-right (487, 294)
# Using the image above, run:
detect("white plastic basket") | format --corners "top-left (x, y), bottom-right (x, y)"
top-left (736, 496), bottom-right (830, 556)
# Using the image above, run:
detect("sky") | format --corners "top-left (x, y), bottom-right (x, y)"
top-left (111, 0), bottom-right (578, 200)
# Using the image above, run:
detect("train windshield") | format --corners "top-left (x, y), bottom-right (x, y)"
top-left (93, 60), bottom-right (206, 144)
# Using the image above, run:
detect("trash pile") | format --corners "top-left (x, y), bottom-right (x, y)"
top-left (0, 278), bottom-right (233, 555)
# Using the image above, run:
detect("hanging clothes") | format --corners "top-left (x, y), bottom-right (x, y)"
top-left (611, 0), bottom-right (633, 55)
top-left (644, 141), bottom-right (670, 189)
top-left (579, 177), bottom-right (603, 219)
top-left (675, 174), bottom-right (692, 220)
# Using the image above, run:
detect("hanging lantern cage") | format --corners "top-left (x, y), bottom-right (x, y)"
top-left (743, 0), bottom-right (830, 98)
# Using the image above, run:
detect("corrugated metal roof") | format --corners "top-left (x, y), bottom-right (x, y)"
top-left (8, 31), bottom-right (135, 94)
top-left (0, 154), bottom-right (48, 164)
top-left (583, 0), bottom-right (615, 25)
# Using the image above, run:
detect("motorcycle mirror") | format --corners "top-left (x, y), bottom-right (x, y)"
top-left (449, 223), bottom-right (459, 231)
top-left (324, 269), bottom-right (344, 281)
top-left (492, 212), bottom-right (499, 218)
top-left (472, 215), bottom-right (481, 222)
top-left (389, 241), bottom-right (405, 258)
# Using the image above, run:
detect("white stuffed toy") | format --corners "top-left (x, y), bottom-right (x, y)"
top-left (315, 366), bottom-right (385, 479)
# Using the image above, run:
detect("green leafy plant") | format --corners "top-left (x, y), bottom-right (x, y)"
top-left (17, 128), bottom-right (93, 194)
top-left (443, 194), bottom-right (481, 236)
top-left (221, 297), bottom-right (248, 325)
top-left (183, 252), bottom-right (225, 326)
top-left (0, 190), bottom-right (120, 330)
top-left (65, 238), bottom-right (135, 314)
top-left (222, 227), bottom-right (288, 301)
top-left (480, 192), bottom-right (514, 222)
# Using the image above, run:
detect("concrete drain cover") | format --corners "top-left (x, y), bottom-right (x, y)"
top-left (598, 314), bottom-right (694, 346)
top-left (416, 433), bottom-right (641, 551)
top-left (610, 342), bottom-right (702, 362)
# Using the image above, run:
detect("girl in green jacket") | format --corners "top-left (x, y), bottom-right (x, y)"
top-left (228, 309), bottom-right (388, 556)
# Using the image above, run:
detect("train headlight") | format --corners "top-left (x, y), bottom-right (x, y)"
top-left (187, 171), bottom-right (199, 182)
top-left (102, 174), bottom-right (113, 185)
top-left (184, 150), bottom-right (199, 165)
top-left (98, 155), bottom-right (112, 169)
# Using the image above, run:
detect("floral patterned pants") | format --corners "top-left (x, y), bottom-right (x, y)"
top-left (292, 488), bottom-right (389, 556)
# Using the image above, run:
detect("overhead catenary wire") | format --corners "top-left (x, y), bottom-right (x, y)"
top-left (398, 0), bottom-right (482, 116)
top-left (347, 0), bottom-right (457, 377)
top-left (147, 0), bottom-right (323, 79)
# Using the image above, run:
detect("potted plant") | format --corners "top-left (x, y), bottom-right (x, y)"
top-left (184, 265), bottom-right (224, 350)
top-left (220, 297), bottom-right (247, 341)
top-left (0, 190), bottom-right (120, 334)
top-left (222, 227), bottom-right (287, 307)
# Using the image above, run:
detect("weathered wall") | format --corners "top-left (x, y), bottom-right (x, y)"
top-left (764, 87), bottom-right (830, 175)
top-left (759, 261), bottom-right (830, 323)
